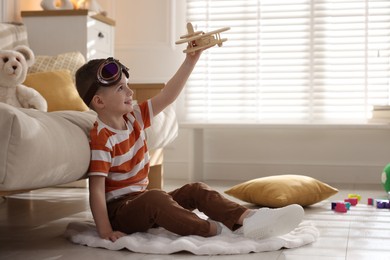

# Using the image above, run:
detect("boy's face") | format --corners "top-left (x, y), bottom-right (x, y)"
top-left (95, 73), bottom-right (134, 116)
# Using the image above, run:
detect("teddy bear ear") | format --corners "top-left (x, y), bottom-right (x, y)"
top-left (13, 45), bottom-right (35, 67)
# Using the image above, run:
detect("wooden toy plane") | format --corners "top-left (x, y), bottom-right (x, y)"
top-left (175, 23), bottom-right (230, 54)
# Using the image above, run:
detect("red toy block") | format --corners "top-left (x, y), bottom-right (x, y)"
top-left (367, 198), bottom-right (374, 205)
top-left (335, 202), bottom-right (347, 213)
top-left (332, 201), bottom-right (351, 210)
top-left (344, 198), bottom-right (358, 206)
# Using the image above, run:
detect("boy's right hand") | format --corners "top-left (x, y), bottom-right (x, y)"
top-left (102, 230), bottom-right (126, 242)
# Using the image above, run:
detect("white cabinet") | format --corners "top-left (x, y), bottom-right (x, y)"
top-left (21, 10), bottom-right (115, 60)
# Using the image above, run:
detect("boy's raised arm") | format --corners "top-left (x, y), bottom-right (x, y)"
top-left (151, 50), bottom-right (202, 116)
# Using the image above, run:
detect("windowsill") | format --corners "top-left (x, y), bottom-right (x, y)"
top-left (179, 121), bottom-right (390, 129)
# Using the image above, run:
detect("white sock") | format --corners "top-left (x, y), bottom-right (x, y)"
top-left (208, 220), bottom-right (232, 235)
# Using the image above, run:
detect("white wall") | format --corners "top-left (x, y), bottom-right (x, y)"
top-left (164, 125), bottom-right (390, 184)
top-left (110, 0), bottom-right (186, 83)
top-left (11, 0), bottom-right (390, 185)
top-left (16, 0), bottom-right (186, 82)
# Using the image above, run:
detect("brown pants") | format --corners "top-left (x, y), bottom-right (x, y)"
top-left (107, 182), bottom-right (247, 237)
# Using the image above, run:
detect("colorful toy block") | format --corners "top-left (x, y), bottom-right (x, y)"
top-left (376, 199), bottom-right (390, 209)
top-left (348, 193), bottom-right (361, 201)
top-left (331, 201), bottom-right (350, 212)
top-left (344, 198), bottom-right (358, 206)
top-left (334, 203), bottom-right (348, 213)
top-left (367, 198), bottom-right (374, 205)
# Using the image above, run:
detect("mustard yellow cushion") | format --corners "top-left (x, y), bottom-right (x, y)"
top-left (225, 175), bottom-right (338, 207)
top-left (24, 70), bottom-right (89, 112)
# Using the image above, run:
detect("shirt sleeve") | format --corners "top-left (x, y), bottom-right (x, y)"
top-left (88, 125), bottom-right (112, 177)
top-left (132, 99), bottom-right (153, 130)
top-left (88, 146), bottom-right (112, 177)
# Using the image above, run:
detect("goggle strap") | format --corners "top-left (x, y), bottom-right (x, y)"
top-left (83, 82), bottom-right (99, 106)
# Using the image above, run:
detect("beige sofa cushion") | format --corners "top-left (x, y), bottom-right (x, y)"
top-left (0, 102), bottom-right (96, 191)
top-left (28, 51), bottom-right (85, 82)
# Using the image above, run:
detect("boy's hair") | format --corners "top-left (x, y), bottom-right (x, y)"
top-left (75, 59), bottom-right (105, 108)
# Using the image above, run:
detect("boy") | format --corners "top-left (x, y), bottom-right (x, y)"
top-left (75, 50), bottom-right (304, 242)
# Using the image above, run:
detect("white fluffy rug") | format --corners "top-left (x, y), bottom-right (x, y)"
top-left (65, 220), bottom-right (319, 255)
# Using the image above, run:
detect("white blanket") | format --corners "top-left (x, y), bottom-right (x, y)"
top-left (65, 221), bottom-right (318, 255)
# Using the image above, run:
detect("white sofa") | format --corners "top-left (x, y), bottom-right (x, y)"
top-left (0, 23), bottom-right (177, 195)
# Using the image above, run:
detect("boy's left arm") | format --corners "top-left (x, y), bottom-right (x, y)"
top-left (151, 50), bottom-right (202, 116)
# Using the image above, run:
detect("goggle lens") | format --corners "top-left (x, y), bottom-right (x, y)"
top-left (96, 57), bottom-right (129, 86)
top-left (101, 62), bottom-right (119, 81)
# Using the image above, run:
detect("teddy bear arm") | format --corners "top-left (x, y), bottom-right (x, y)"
top-left (16, 85), bottom-right (48, 112)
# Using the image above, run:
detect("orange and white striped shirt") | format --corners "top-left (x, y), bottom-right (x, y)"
top-left (88, 100), bottom-right (153, 201)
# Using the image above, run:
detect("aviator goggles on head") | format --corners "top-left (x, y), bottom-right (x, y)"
top-left (83, 57), bottom-right (129, 105)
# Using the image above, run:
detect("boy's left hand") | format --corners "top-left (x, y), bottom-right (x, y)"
top-left (185, 40), bottom-right (211, 64)
top-left (186, 50), bottom-right (202, 64)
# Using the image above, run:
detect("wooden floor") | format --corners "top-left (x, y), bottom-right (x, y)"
top-left (1, 179), bottom-right (389, 260)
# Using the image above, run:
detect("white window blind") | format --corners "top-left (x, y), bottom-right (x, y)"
top-left (183, 0), bottom-right (390, 124)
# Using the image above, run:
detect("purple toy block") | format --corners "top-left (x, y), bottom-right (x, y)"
top-left (376, 199), bottom-right (390, 209)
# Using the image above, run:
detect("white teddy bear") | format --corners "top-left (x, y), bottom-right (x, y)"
top-left (0, 45), bottom-right (47, 111)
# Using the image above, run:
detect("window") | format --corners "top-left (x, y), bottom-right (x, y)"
top-left (183, 0), bottom-right (390, 124)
